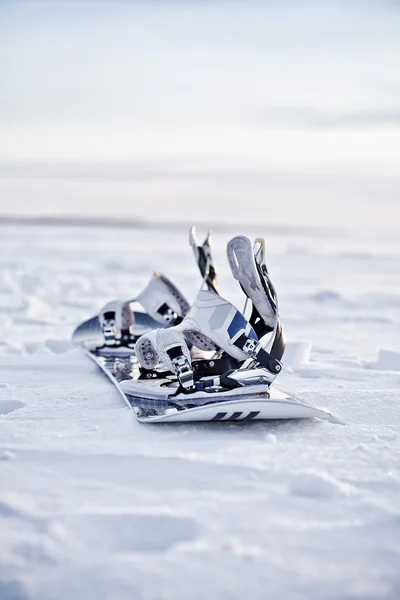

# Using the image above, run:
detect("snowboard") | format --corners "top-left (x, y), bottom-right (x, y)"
top-left (78, 342), bottom-right (332, 423)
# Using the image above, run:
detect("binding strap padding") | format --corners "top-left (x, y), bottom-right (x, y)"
top-left (183, 330), bottom-right (218, 352)
top-left (179, 290), bottom-right (252, 361)
top-left (135, 328), bottom-right (194, 390)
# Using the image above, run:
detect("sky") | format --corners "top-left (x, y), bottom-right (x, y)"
top-left (0, 0), bottom-right (399, 236)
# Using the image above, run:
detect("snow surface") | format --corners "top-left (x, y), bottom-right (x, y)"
top-left (1, 223), bottom-right (400, 600)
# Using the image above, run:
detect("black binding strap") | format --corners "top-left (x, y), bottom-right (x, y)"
top-left (138, 369), bottom-right (170, 380)
top-left (233, 333), bottom-right (282, 374)
top-left (269, 319), bottom-right (285, 362)
top-left (137, 355), bottom-right (240, 382)
top-left (156, 303), bottom-right (183, 325)
top-left (193, 355), bottom-right (241, 378)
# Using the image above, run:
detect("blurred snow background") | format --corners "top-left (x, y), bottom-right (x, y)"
top-left (0, 0), bottom-right (399, 236)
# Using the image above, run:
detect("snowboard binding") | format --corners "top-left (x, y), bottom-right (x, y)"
top-left (72, 228), bottom-right (334, 423)
top-left (120, 235), bottom-right (285, 408)
top-left (72, 227), bottom-right (218, 351)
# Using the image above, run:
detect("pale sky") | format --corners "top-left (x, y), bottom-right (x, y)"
top-left (0, 0), bottom-right (399, 235)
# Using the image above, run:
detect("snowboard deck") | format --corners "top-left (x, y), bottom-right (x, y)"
top-left (81, 346), bottom-right (332, 423)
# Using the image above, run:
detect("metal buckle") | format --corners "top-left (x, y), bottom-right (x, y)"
top-left (102, 319), bottom-right (119, 346)
top-left (172, 355), bottom-right (194, 390)
top-left (242, 338), bottom-right (258, 356)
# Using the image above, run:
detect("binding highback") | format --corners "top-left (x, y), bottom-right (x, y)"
top-left (135, 272), bottom-right (190, 326)
top-left (227, 236), bottom-right (285, 361)
top-left (189, 226), bottom-right (218, 293)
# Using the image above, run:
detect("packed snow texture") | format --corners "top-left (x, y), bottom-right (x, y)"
top-left (1, 224), bottom-right (400, 600)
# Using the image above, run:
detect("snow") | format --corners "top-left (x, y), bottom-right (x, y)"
top-left (1, 223), bottom-right (400, 600)
top-left (367, 349), bottom-right (400, 373)
top-left (283, 341), bottom-right (312, 369)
